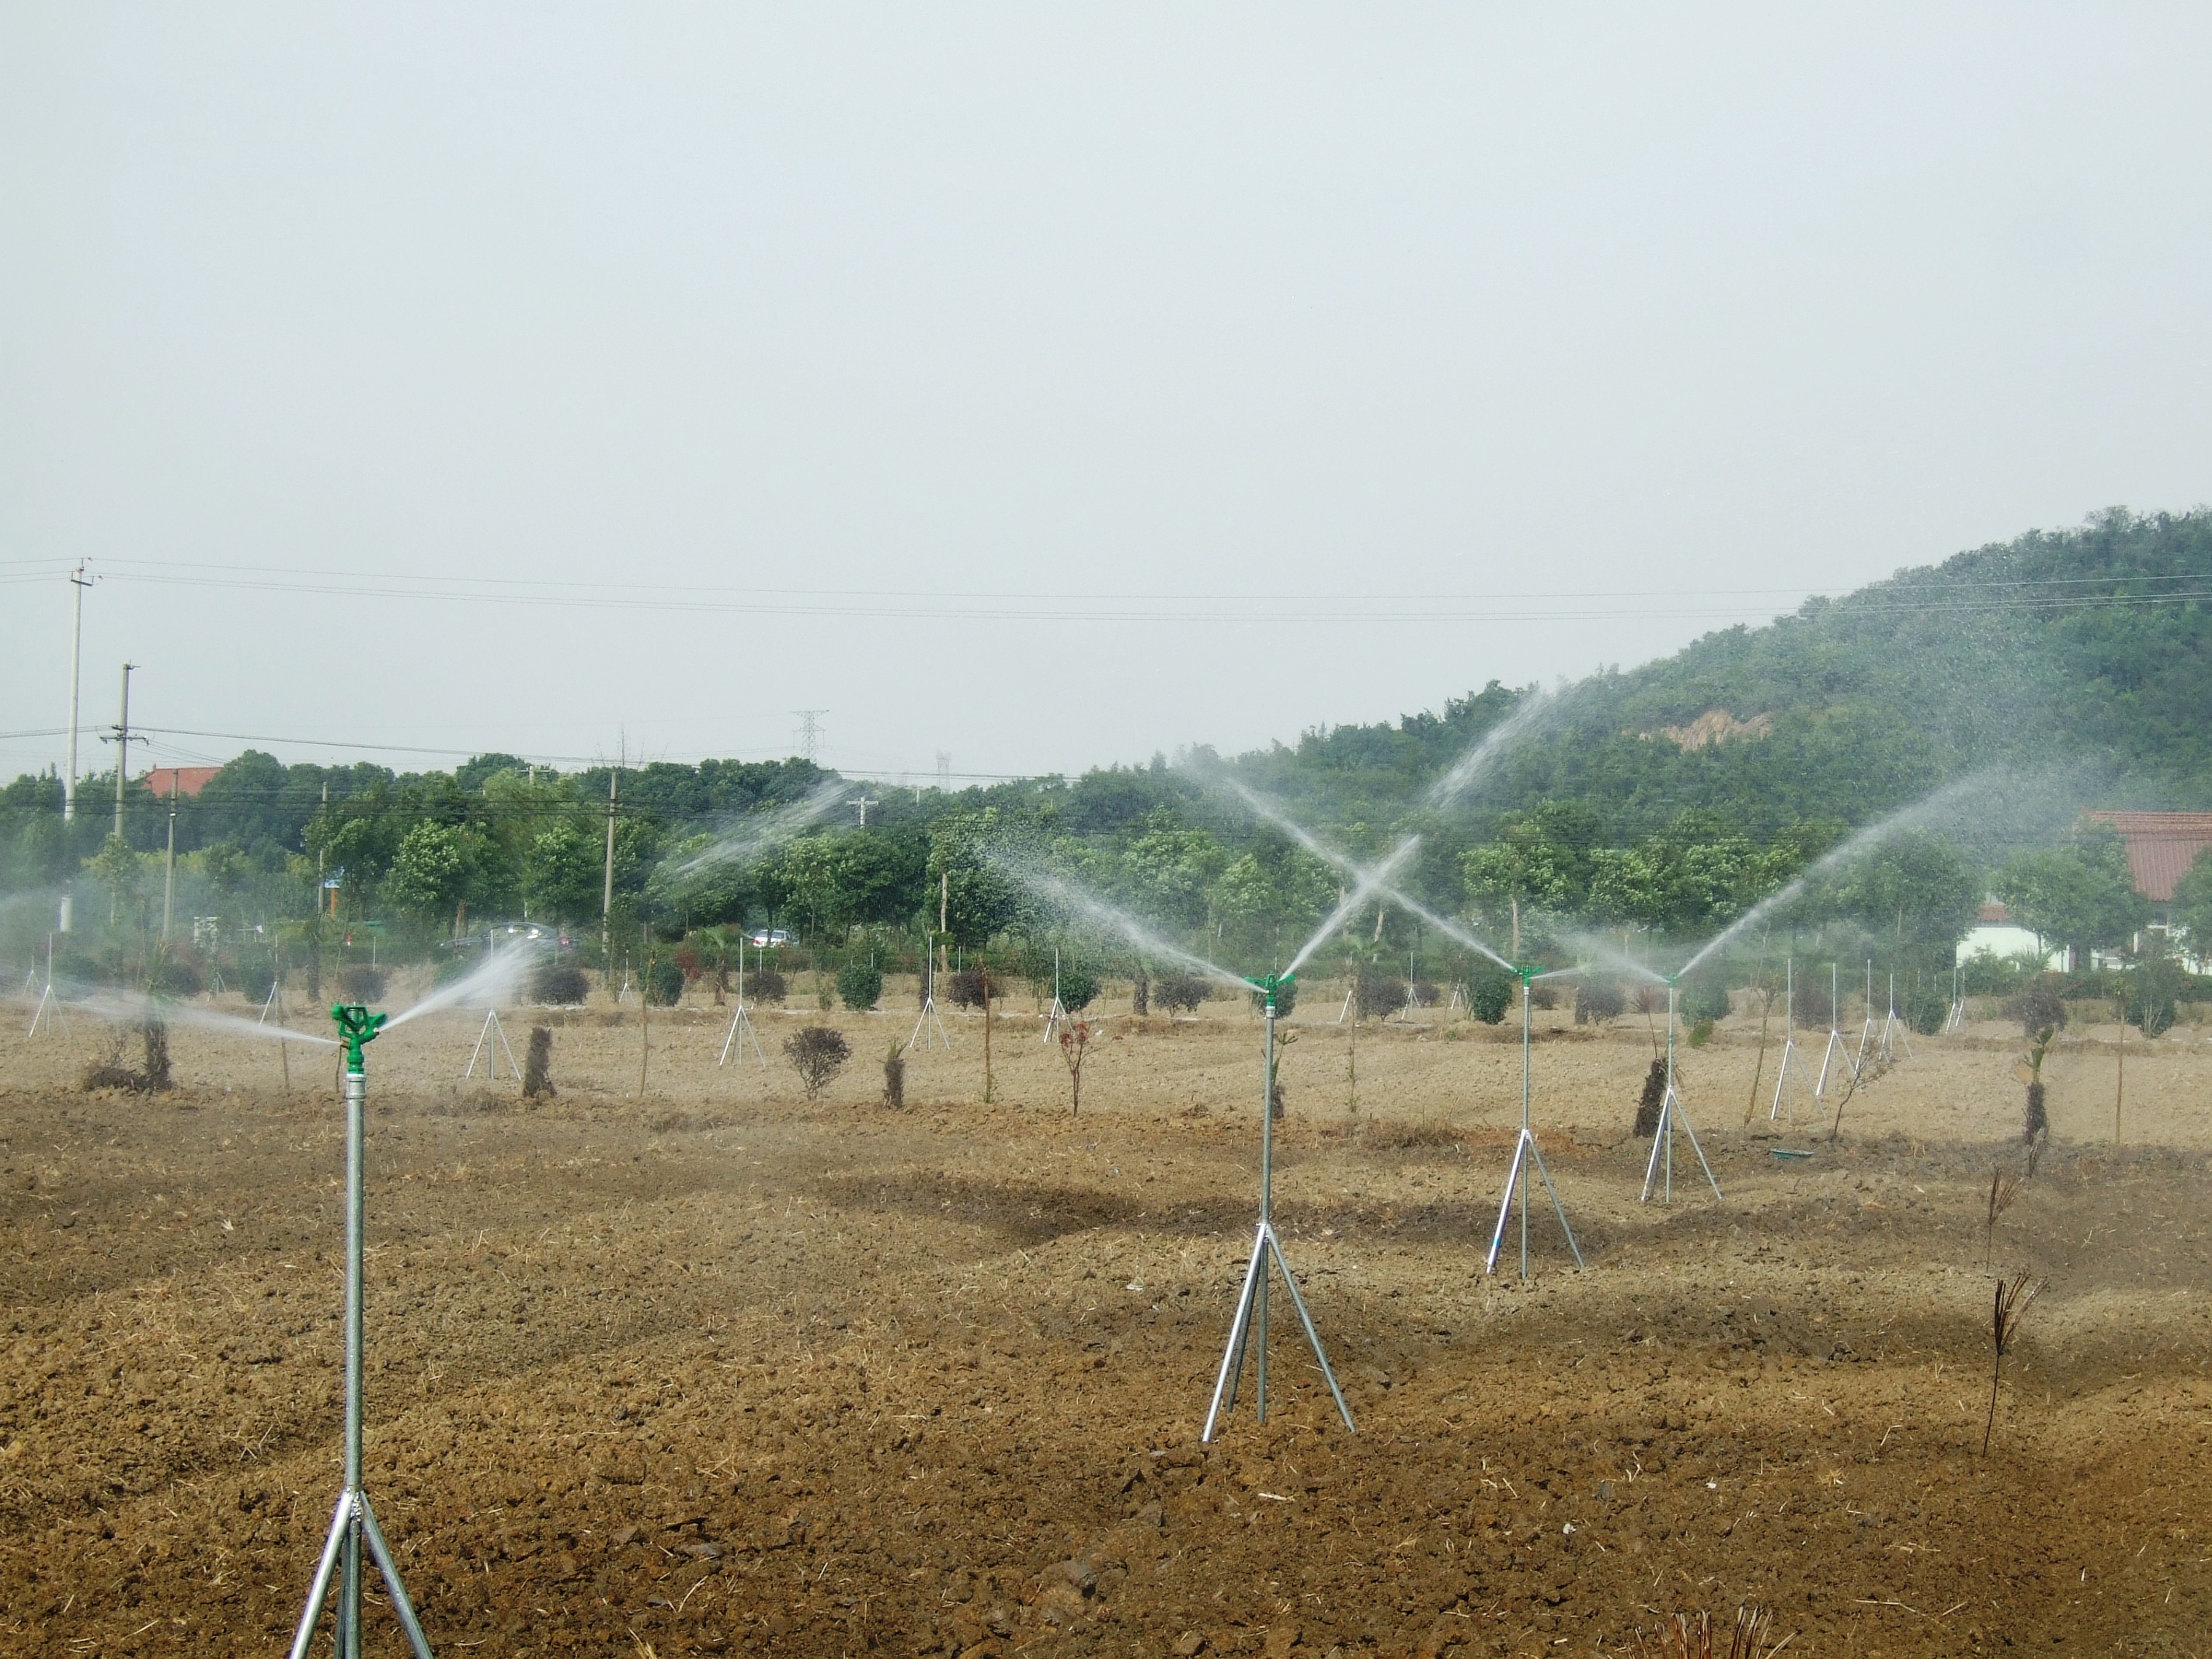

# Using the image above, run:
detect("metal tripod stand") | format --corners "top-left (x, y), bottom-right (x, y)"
top-left (1768, 956), bottom-right (1811, 1122)
top-left (1487, 969), bottom-right (1586, 1277)
top-left (290, 1004), bottom-right (435, 1659)
top-left (905, 952), bottom-right (951, 1055)
top-left (462, 1006), bottom-right (517, 1080)
top-left (1203, 978), bottom-right (1355, 1442)
top-left (718, 953), bottom-right (767, 1068)
top-left (1641, 977), bottom-right (1722, 1205)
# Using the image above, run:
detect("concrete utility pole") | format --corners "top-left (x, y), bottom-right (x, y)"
top-left (59, 564), bottom-right (93, 933)
top-left (601, 764), bottom-right (620, 968)
top-left (162, 773), bottom-right (179, 940)
top-left (110, 662), bottom-right (138, 841)
top-left (854, 795), bottom-right (878, 828)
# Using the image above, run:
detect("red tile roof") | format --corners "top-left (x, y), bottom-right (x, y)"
top-left (2084, 811), bottom-right (2212, 903)
top-left (143, 766), bottom-right (221, 799)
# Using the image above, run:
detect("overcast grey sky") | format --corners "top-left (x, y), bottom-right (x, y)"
top-left (5, 5), bottom-right (2209, 785)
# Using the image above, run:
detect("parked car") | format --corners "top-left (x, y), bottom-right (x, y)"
top-left (749, 928), bottom-right (791, 949)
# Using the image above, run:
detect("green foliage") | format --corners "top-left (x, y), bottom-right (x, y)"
top-left (1680, 979), bottom-right (1734, 1026)
top-left (1153, 973), bottom-right (1207, 1015)
top-left (1468, 969), bottom-right (1514, 1024)
top-left (1574, 980), bottom-right (1626, 1024)
top-left (644, 956), bottom-right (685, 1007)
top-left (836, 961), bottom-right (884, 1011)
top-left (1904, 983), bottom-right (1949, 1035)
top-left (1997, 823), bottom-right (2150, 963)
top-left (2172, 847), bottom-right (2212, 958)
top-left (784, 1026), bottom-right (851, 1100)
top-left (1057, 965), bottom-right (1100, 1014)
top-left (530, 963), bottom-right (590, 1006)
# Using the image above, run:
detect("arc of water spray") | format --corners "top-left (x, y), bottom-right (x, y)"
top-left (1282, 836), bottom-right (1423, 976)
top-left (385, 941), bottom-right (545, 1029)
top-left (1216, 778), bottom-right (1515, 973)
top-left (984, 855), bottom-right (1250, 989)
top-left (75, 991), bottom-right (339, 1046)
top-left (1422, 686), bottom-right (1554, 812)
top-left (1675, 771), bottom-right (2000, 979)
top-left (663, 779), bottom-right (854, 884)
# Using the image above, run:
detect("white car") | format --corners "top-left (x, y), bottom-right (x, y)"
top-left (749, 928), bottom-right (791, 948)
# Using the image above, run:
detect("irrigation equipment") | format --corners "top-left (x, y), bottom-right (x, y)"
top-left (1639, 976), bottom-right (1723, 1205)
top-left (1813, 962), bottom-right (1857, 1110)
top-left (1041, 946), bottom-right (1069, 1044)
top-left (1767, 958), bottom-right (1812, 1123)
top-left (1852, 959), bottom-right (1877, 1073)
top-left (25, 934), bottom-right (66, 1039)
top-left (1203, 973), bottom-right (1356, 1442)
top-left (718, 946), bottom-right (768, 1068)
top-left (1877, 972), bottom-right (1912, 1065)
top-left (288, 1003), bottom-right (436, 1659)
top-left (1945, 964), bottom-right (1967, 1033)
top-left (462, 1007), bottom-right (517, 1081)
top-left (904, 945), bottom-right (951, 1055)
top-left (1486, 965), bottom-right (1587, 1278)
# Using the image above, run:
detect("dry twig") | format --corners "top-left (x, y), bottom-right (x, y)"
top-left (1984, 1273), bottom-right (2045, 1456)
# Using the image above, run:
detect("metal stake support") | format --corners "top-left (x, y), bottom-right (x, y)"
top-left (290, 1005), bottom-right (435, 1659)
top-left (1486, 971), bottom-right (1585, 1278)
top-left (1814, 963), bottom-right (1857, 1110)
top-left (1768, 956), bottom-right (1811, 1122)
top-left (1203, 984), bottom-right (1355, 1442)
top-left (1641, 979), bottom-right (1723, 1205)
top-left (462, 1007), bottom-right (518, 1080)
top-left (26, 934), bottom-right (68, 1039)
top-left (718, 955), bottom-right (767, 1068)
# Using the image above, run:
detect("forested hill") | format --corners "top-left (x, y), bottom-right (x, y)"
top-left (2, 509), bottom-right (2205, 959)
top-left (1232, 506), bottom-right (2212, 840)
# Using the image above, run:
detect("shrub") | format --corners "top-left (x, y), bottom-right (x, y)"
top-left (1904, 983), bottom-right (1949, 1036)
top-left (784, 1026), bottom-right (851, 1100)
top-left (1057, 965), bottom-right (1100, 1014)
top-left (1352, 971), bottom-right (1406, 1020)
top-left (2005, 983), bottom-right (2067, 1038)
top-left (1469, 970), bottom-right (1514, 1025)
top-left (1131, 967), bottom-right (1149, 1016)
top-left (945, 968), bottom-right (989, 1009)
top-left (749, 968), bottom-right (788, 1005)
top-left (530, 962), bottom-right (590, 1006)
top-left (836, 962), bottom-right (884, 1011)
top-left (151, 952), bottom-right (206, 997)
top-left (1574, 979), bottom-right (1625, 1024)
top-left (1529, 983), bottom-right (1559, 1011)
top-left (1410, 981), bottom-right (1442, 1007)
top-left (1153, 973), bottom-right (1207, 1015)
top-left (882, 1045), bottom-right (906, 1109)
top-left (522, 1027), bottom-right (555, 1098)
top-left (645, 958), bottom-right (685, 1007)
top-left (337, 965), bottom-right (387, 1003)
top-left (1681, 981), bottom-right (1733, 1026)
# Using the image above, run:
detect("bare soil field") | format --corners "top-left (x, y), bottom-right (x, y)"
top-left (2, 985), bottom-right (2208, 1656)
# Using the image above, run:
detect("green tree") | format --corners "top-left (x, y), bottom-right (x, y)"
top-left (89, 833), bottom-right (143, 927)
top-left (1995, 823), bottom-right (2150, 968)
top-left (525, 822), bottom-right (609, 923)
top-left (2171, 847), bottom-right (2212, 961)
top-left (1831, 830), bottom-right (1981, 962)
top-left (384, 822), bottom-right (490, 934)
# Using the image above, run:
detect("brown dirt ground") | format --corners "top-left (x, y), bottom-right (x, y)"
top-left (2, 980), bottom-right (2208, 1657)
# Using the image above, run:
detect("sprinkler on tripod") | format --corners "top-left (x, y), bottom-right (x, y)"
top-left (1487, 965), bottom-right (1586, 1278)
top-left (1639, 974), bottom-right (1722, 1205)
top-left (288, 1003), bottom-right (436, 1659)
top-left (1203, 973), bottom-right (1355, 1442)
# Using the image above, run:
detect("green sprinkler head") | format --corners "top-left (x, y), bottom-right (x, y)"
top-left (331, 1003), bottom-right (387, 1074)
top-left (1243, 971), bottom-right (1296, 1011)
